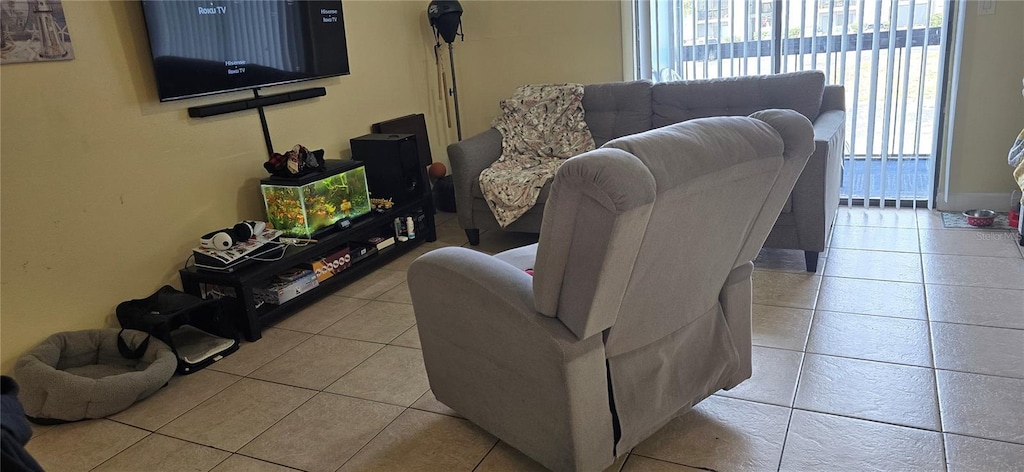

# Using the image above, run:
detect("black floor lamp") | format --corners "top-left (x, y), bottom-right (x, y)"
top-left (428, 1), bottom-right (464, 141)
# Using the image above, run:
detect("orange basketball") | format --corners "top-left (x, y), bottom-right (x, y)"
top-left (428, 162), bottom-right (447, 179)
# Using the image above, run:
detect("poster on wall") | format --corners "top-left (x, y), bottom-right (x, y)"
top-left (0, 0), bottom-right (74, 65)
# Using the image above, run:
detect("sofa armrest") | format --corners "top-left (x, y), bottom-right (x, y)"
top-left (407, 246), bottom-right (613, 472)
top-left (816, 109), bottom-right (845, 232)
top-left (813, 109), bottom-right (845, 143)
top-left (787, 109), bottom-right (845, 252)
top-left (821, 85), bottom-right (845, 113)
top-left (447, 129), bottom-right (503, 229)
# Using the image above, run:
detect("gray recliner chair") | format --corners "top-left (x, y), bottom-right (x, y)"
top-left (448, 71), bottom-right (843, 271)
top-left (409, 110), bottom-right (815, 472)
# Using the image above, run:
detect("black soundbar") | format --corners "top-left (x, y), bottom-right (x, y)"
top-left (187, 87), bottom-right (327, 118)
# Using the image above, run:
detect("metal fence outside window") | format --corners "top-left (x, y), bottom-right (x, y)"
top-left (635, 0), bottom-right (954, 206)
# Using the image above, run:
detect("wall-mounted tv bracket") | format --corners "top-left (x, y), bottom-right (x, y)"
top-left (187, 87), bottom-right (327, 156)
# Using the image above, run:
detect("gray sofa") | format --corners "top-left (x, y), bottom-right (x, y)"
top-left (448, 71), bottom-right (844, 271)
top-left (411, 110), bottom-right (815, 472)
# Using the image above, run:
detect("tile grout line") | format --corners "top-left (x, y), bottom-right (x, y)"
top-left (774, 249), bottom-right (828, 472)
top-left (104, 372), bottom-right (244, 434)
top-left (208, 335), bottom-right (314, 378)
top-left (273, 296), bottom-right (372, 334)
top-left (330, 406), bottom-right (410, 472)
top-left (224, 388), bottom-right (422, 471)
top-left (84, 428), bottom-right (320, 471)
top-left (774, 304), bottom-right (817, 472)
top-left (229, 450), bottom-right (304, 471)
top-left (711, 392), bottom-right (1023, 444)
top-left (806, 307), bottom-right (1024, 332)
top-left (942, 432), bottom-right (1024, 448)
top-left (84, 421), bottom-right (152, 472)
top-left (205, 450), bottom-right (234, 472)
top-left (746, 344), bottom-right (934, 371)
top-left (788, 405), bottom-right (945, 436)
top-left (920, 280), bottom-right (1024, 292)
top-left (244, 342), bottom-right (386, 393)
top-left (306, 329), bottom-right (410, 346)
top-left (227, 386), bottom-right (323, 468)
top-left (470, 440), bottom-right (500, 472)
top-left (919, 231), bottom-right (950, 472)
top-left (819, 272), bottom-right (1024, 293)
top-left (628, 450), bottom-right (715, 471)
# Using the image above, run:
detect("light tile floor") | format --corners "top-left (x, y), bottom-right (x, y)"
top-left (24, 208), bottom-right (1024, 471)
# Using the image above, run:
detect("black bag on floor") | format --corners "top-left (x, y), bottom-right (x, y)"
top-left (433, 175), bottom-right (456, 213)
top-left (116, 286), bottom-right (239, 375)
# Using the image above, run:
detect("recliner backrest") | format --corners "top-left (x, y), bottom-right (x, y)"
top-left (532, 112), bottom-right (814, 346)
top-left (600, 116), bottom-right (788, 357)
top-left (597, 111), bottom-right (814, 450)
top-left (532, 148), bottom-right (657, 340)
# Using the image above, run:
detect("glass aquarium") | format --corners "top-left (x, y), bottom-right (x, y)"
top-left (260, 161), bottom-right (371, 237)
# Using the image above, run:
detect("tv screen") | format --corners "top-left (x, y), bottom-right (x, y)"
top-left (141, 0), bottom-right (350, 101)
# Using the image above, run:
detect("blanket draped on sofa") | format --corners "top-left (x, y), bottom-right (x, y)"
top-left (1011, 128), bottom-right (1024, 203)
top-left (479, 84), bottom-right (595, 227)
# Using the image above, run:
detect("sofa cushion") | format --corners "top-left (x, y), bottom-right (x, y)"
top-left (583, 81), bottom-right (653, 146)
top-left (651, 71), bottom-right (825, 128)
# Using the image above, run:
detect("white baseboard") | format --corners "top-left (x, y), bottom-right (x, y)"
top-left (935, 192), bottom-right (1016, 212)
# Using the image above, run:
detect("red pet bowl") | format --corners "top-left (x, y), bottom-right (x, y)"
top-left (963, 209), bottom-right (996, 227)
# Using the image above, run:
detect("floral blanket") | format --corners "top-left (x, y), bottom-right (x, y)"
top-left (479, 84), bottom-right (595, 227)
top-left (1011, 129), bottom-right (1024, 203)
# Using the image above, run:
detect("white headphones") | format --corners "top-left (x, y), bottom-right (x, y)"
top-left (199, 221), bottom-right (267, 250)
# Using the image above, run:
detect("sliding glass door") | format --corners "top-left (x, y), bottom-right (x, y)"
top-left (634, 0), bottom-right (955, 207)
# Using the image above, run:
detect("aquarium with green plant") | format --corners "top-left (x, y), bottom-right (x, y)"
top-left (261, 163), bottom-right (371, 237)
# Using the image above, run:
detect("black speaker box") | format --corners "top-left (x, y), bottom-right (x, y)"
top-left (350, 133), bottom-right (426, 205)
top-left (371, 114), bottom-right (433, 169)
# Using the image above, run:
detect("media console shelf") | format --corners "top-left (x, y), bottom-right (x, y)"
top-left (179, 194), bottom-right (436, 341)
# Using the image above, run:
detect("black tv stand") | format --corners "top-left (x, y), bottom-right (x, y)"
top-left (178, 194), bottom-right (436, 342)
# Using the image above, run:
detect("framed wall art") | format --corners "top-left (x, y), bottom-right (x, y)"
top-left (1, 0), bottom-right (74, 64)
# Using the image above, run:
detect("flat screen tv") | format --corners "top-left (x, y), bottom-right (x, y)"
top-left (140, 0), bottom-right (350, 102)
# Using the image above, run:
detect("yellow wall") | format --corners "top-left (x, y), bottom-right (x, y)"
top-left (0, 1), bottom-right (624, 373)
top-left (940, 0), bottom-right (1024, 202)
top-left (454, 1), bottom-right (624, 137)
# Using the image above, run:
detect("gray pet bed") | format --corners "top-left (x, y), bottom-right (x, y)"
top-left (14, 329), bottom-right (177, 423)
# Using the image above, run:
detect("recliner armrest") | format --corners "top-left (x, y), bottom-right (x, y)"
top-left (408, 247), bottom-right (597, 354)
top-left (408, 246), bottom-right (615, 472)
top-left (447, 129), bottom-right (503, 229)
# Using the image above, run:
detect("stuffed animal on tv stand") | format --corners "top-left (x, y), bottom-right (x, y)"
top-left (264, 144), bottom-right (325, 178)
